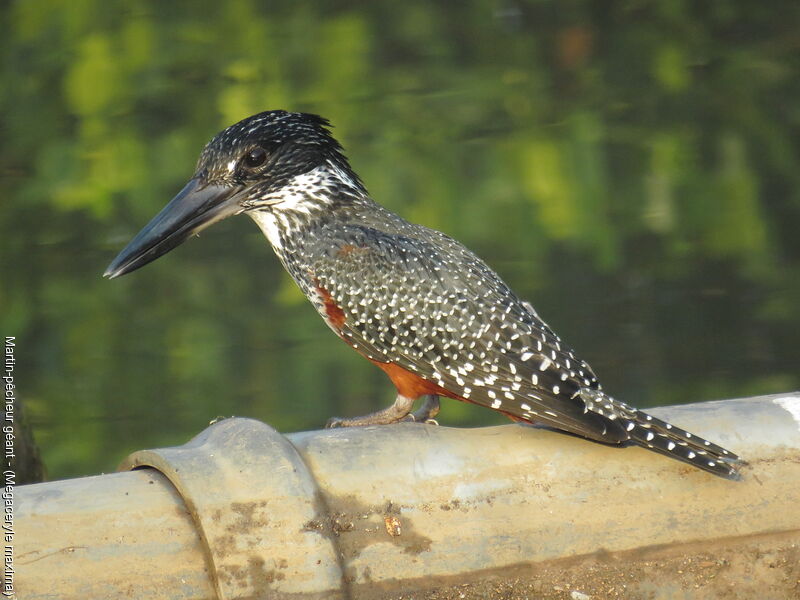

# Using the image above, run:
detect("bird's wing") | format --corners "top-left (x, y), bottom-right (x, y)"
top-left (308, 223), bottom-right (627, 443)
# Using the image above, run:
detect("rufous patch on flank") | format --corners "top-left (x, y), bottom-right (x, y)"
top-left (313, 279), bottom-right (346, 329)
top-left (368, 359), bottom-right (453, 400)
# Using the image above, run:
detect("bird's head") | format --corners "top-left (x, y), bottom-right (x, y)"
top-left (104, 110), bottom-right (362, 278)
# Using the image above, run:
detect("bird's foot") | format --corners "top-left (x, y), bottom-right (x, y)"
top-left (324, 394), bottom-right (416, 428)
top-left (402, 395), bottom-right (440, 425)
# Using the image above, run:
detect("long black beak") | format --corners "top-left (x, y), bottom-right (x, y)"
top-left (104, 178), bottom-right (243, 279)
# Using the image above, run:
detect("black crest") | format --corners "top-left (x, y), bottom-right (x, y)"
top-left (197, 110), bottom-right (359, 190)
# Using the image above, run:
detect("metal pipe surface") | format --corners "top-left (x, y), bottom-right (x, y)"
top-left (13, 393), bottom-right (800, 599)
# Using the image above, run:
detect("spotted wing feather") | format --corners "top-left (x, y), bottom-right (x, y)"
top-left (308, 222), bottom-right (627, 443)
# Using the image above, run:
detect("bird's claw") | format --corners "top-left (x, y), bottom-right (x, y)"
top-left (402, 414), bottom-right (439, 426)
top-left (325, 417), bottom-right (346, 429)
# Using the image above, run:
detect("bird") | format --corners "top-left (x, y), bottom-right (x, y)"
top-left (105, 110), bottom-right (742, 479)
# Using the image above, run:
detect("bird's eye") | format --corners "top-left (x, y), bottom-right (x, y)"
top-left (244, 147), bottom-right (268, 169)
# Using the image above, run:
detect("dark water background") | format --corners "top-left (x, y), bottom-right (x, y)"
top-left (2, 2), bottom-right (799, 480)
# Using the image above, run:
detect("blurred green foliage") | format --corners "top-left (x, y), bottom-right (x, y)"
top-left (1, 0), bottom-right (799, 479)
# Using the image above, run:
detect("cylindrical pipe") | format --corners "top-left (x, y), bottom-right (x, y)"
top-left (16, 469), bottom-right (215, 599)
top-left (14, 394), bottom-right (800, 599)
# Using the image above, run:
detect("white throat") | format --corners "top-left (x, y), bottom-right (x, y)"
top-left (248, 210), bottom-right (286, 251)
top-left (245, 161), bottom-right (356, 251)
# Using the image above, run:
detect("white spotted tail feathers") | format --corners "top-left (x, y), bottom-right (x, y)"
top-left (579, 389), bottom-right (743, 479)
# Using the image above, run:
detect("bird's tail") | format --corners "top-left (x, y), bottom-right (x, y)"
top-left (626, 408), bottom-right (743, 479)
top-left (579, 389), bottom-right (743, 479)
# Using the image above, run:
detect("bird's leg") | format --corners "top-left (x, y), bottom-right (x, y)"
top-left (325, 394), bottom-right (415, 428)
top-left (404, 395), bottom-right (440, 425)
